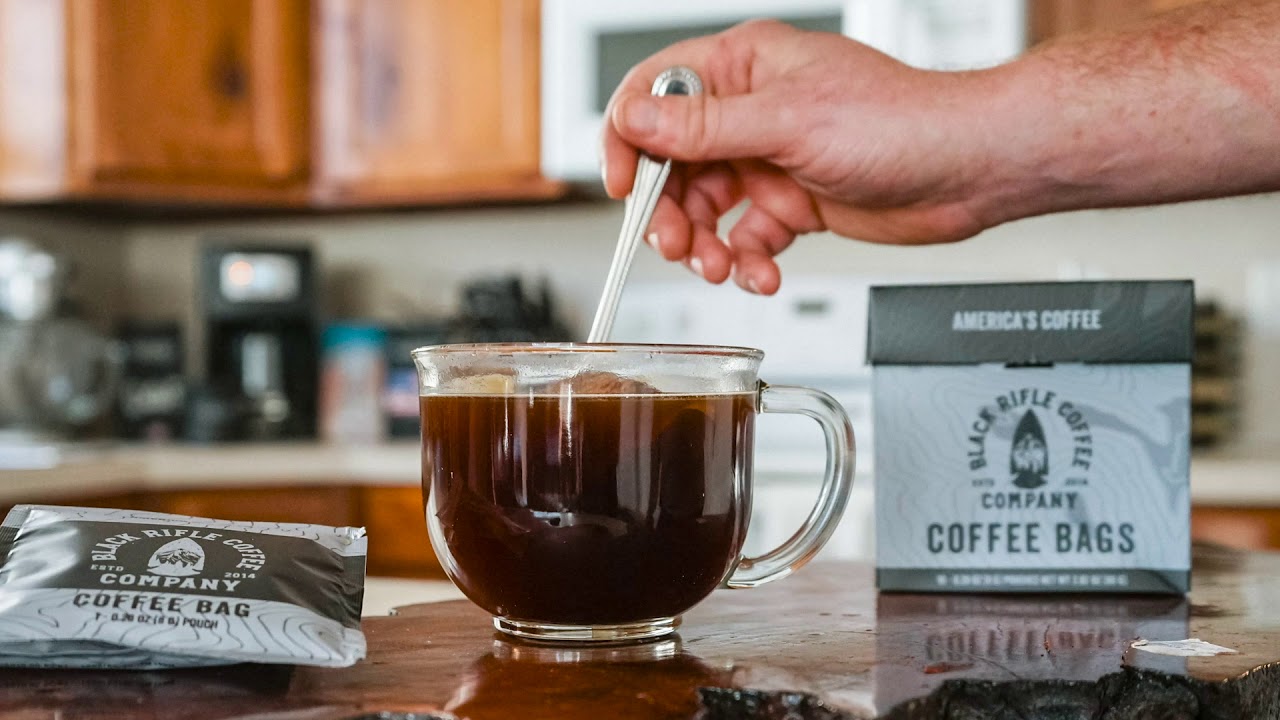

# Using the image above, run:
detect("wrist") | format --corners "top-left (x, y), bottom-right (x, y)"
top-left (955, 57), bottom-right (1076, 230)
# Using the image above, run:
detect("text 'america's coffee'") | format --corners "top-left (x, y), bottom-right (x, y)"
top-left (868, 280), bottom-right (1193, 594)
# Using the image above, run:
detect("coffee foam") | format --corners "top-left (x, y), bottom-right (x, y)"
top-left (437, 372), bottom-right (662, 396)
top-left (440, 374), bottom-right (517, 394)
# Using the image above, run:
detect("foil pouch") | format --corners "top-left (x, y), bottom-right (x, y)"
top-left (0, 504), bottom-right (367, 669)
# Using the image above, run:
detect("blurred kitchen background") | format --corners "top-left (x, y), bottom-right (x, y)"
top-left (0, 0), bottom-right (1274, 579)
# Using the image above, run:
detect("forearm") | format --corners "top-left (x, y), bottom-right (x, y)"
top-left (973, 0), bottom-right (1280, 226)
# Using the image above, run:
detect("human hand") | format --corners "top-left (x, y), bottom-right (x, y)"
top-left (600, 20), bottom-right (1006, 295)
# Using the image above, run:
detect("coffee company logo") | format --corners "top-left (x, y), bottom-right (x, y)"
top-left (966, 387), bottom-right (1094, 494)
top-left (926, 385), bottom-right (1134, 558)
top-left (147, 538), bottom-right (205, 577)
top-left (88, 527), bottom-right (269, 592)
top-left (1010, 410), bottom-right (1049, 489)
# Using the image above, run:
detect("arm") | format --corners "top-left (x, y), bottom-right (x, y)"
top-left (980, 0), bottom-right (1280, 224)
top-left (601, 0), bottom-right (1280, 294)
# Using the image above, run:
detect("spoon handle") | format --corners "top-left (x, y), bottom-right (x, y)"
top-left (587, 67), bottom-right (704, 343)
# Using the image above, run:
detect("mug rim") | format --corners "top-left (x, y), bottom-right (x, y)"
top-left (409, 341), bottom-right (765, 360)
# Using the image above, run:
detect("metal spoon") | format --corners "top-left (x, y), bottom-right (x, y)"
top-left (587, 66), bottom-right (704, 343)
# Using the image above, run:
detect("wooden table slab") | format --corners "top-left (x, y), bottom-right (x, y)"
top-left (1, 544), bottom-right (1277, 719)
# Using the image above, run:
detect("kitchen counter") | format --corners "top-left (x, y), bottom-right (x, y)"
top-left (361, 577), bottom-right (463, 617)
top-left (1, 544), bottom-right (1276, 719)
top-left (4, 441), bottom-right (1280, 506)
top-left (0, 442), bottom-right (425, 502)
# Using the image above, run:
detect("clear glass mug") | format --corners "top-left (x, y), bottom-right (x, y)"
top-left (413, 343), bottom-right (855, 643)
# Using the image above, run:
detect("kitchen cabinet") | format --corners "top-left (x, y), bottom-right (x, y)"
top-left (1030, 0), bottom-right (1208, 44)
top-left (149, 486), bottom-right (360, 528)
top-left (1192, 507), bottom-right (1280, 552)
top-left (312, 0), bottom-right (562, 205)
top-left (359, 486), bottom-right (442, 577)
top-left (0, 0), bottom-right (564, 208)
top-left (65, 0), bottom-right (311, 202)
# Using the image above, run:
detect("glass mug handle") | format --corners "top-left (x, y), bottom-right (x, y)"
top-left (724, 382), bottom-right (856, 589)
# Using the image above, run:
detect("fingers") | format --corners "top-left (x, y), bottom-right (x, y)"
top-left (643, 161), bottom-right (820, 294)
top-left (647, 193), bottom-right (692, 262)
top-left (724, 162), bottom-right (823, 294)
top-left (601, 33), bottom-right (726, 198)
top-left (601, 130), bottom-right (639, 200)
top-left (687, 223), bottom-right (733, 284)
top-left (606, 94), bottom-right (789, 197)
top-left (600, 20), bottom-right (798, 198)
top-left (727, 204), bottom-right (794, 295)
top-left (644, 164), bottom-right (740, 282)
top-left (735, 160), bottom-right (824, 237)
top-left (680, 165), bottom-right (738, 283)
top-left (612, 92), bottom-right (794, 166)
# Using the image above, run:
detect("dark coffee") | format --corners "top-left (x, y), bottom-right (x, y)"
top-left (421, 390), bottom-right (755, 625)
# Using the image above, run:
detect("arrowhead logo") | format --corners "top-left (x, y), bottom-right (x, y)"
top-left (1010, 410), bottom-right (1049, 489)
top-left (146, 538), bottom-right (206, 577)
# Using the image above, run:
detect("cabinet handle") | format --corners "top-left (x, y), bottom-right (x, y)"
top-left (210, 36), bottom-right (248, 101)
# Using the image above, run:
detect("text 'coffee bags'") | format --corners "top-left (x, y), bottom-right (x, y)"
top-left (869, 280), bottom-right (1193, 594)
top-left (0, 505), bottom-right (367, 668)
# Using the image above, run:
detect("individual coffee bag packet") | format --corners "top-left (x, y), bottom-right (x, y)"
top-left (0, 504), bottom-right (367, 669)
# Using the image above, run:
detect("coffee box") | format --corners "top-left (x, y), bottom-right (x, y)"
top-left (868, 281), bottom-right (1193, 593)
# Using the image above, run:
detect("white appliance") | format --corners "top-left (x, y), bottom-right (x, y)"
top-left (542, 0), bottom-right (1027, 182)
top-left (612, 274), bottom-right (887, 562)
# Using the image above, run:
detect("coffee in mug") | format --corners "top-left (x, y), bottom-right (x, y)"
top-left (413, 344), bottom-right (855, 643)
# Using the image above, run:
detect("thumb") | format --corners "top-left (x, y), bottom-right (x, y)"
top-left (612, 91), bottom-right (788, 163)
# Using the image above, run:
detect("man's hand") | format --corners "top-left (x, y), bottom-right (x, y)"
top-left (601, 20), bottom-right (1004, 295)
top-left (602, 2), bottom-right (1280, 295)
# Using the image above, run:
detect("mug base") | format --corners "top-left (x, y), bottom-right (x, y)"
top-left (493, 615), bottom-right (680, 644)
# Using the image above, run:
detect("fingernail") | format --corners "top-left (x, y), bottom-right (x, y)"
top-left (621, 96), bottom-right (659, 136)
top-left (689, 257), bottom-right (704, 277)
top-left (646, 232), bottom-right (660, 250)
top-left (746, 276), bottom-right (762, 294)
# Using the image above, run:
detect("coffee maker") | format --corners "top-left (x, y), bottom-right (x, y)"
top-left (199, 244), bottom-right (317, 441)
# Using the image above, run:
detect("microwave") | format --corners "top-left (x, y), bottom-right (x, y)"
top-left (541, 0), bottom-right (1027, 184)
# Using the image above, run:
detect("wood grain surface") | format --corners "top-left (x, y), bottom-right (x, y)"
top-left (0, 545), bottom-right (1276, 719)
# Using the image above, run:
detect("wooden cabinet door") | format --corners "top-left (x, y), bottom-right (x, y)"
top-left (312, 0), bottom-right (564, 205)
top-left (151, 486), bottom-right (359, 527)
top-left (66, 0), bottom-right (310, 199)
top-left (1193, 507), bottom-right (1280, 551)
top-left (360, 486), bottom-right (445, 579)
